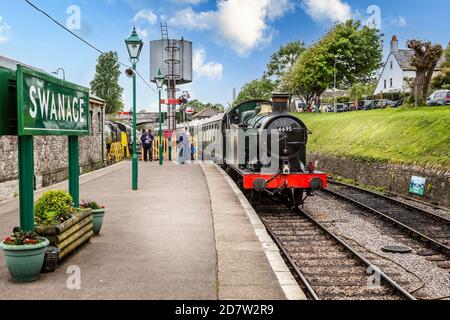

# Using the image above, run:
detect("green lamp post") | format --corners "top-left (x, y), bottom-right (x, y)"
top-left (155, 69), bottom-right (165, 166)
top-left (125, 27), bottom-right (143, 191)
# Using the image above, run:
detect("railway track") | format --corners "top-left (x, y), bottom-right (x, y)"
top-left (325, 181), bottom-right (450, 257)
top-left (256, 204), bottom-right (415, 300)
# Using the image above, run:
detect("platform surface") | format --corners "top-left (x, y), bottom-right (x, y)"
top-left (0, 161), bottom-right (302, 300)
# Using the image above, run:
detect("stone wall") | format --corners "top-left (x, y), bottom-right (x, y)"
top-left (308, 153), bottom-right (449, 208)
top-left (0, 101), bottom-right (106, 202)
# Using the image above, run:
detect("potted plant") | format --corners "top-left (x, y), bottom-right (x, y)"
top-left (81, 200), bottom-right (106, 235)
top-left (1, 230), bottom-right (49, 282)
top-left (34, 191), bottom-right (93, 260)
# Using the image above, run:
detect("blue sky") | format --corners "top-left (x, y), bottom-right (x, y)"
top-left (1, 0), bottom-right (449, 112)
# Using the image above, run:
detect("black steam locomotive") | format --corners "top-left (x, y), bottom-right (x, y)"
top-left (189, 94), bottom-right (327, 207)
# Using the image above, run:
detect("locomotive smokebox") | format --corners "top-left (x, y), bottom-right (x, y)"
top-left (271, 93), bottom-right (290, 113)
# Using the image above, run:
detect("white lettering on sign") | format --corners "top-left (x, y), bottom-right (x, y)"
top-left (50, 93), bottom-right (57, 120)
top-left (37, 88), bottom-right (50, 119)
top-left (79, 99), bottom-right (85, 123)
top-left (28, 85), bottom-right (85, 123)
top-left (29, 85), bottom-right (37, 118)
top-left (58, 94), bottom-right (66, 121)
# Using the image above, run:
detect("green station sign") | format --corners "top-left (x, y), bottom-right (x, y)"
top-left (16, 65), bottom-right (89, 136)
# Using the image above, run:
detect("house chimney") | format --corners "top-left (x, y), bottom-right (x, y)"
top-left (391, 35), bottom-right (399, 53)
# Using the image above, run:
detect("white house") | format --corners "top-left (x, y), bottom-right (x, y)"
top-left (374, 36), bottom-right (446, 95)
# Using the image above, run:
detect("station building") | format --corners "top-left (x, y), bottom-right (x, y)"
top-left (0, 56), bottom-right (106, 202)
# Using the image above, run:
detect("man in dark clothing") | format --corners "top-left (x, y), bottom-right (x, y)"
top-left (140, 129), bottom-right (154, 162)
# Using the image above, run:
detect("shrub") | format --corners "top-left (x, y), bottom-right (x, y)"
top-left (35, 191), bottom-right (74, 225)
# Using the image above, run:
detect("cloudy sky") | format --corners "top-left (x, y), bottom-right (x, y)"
top-left (1, 0), bottom-right (449, 112)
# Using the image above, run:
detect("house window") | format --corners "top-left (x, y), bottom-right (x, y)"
top-left (384, 79), bottom-right (387, 89)
top-left (98, 111), bottom-right (102, 134)
top-left (390, 61), bottom-right (393, 70)
top-left (90, 110), bottom-right (94, 135)
top-left (390, 78), bottom-right (393, 87)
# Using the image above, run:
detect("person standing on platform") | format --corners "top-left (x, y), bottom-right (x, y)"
top-left (141, 129), bottom-right (154, 162)
top-left (177, 128), bottom-right (186, 164)
top-left (184, 127), bottom-right (191, 163)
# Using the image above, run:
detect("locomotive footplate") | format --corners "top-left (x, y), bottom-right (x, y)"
top-left (227, 164), bottom-right (328, 191)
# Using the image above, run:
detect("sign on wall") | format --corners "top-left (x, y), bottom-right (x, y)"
top-left (409, 176), bottom-right (426, 196)
top-left (16, 65), bottom-right (89, 136)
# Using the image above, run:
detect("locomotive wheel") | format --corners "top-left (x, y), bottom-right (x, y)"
top-left (247, 190), bottom-right (261, 207)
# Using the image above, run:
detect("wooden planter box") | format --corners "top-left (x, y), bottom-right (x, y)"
top-left (35, 209), bottom-right (93, 260)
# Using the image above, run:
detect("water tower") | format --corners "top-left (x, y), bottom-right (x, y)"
top-left (150, 23), bottom-right (192, 131)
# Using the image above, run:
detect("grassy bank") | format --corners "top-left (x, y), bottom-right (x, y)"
top-left (293, 107), bottom-right (450, 169)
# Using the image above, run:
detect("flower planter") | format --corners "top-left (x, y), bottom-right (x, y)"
top-left (92, 208), bottom-right (106, 235)
top-left (35, 209), bottom-right (93, 260)
top-left (1, 237), bottom-right (49, 282)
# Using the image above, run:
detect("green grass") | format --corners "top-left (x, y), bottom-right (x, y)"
top-left (292, 107), bottom-right (450, 169)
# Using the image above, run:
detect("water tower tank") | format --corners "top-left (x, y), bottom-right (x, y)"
top-left (150, 39), bottom-right (192, 85)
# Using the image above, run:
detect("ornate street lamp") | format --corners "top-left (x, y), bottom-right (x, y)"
top-left (52, 68), bottom-right (66, 81)
top-left (155, 69), bottom-right (165, 166)
top-left (125, 27), bottom-right (143, 191)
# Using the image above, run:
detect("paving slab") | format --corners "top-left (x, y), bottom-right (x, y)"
top-left (0, 161), bottom-right (217, 300)
top-left (0, 160), bottom-right (306, 300)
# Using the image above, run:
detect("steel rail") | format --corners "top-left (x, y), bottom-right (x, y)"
top-left (330, 180), bottom-right (450, 224)
top-left (259, 218), bottom-right (320, 300)
top-left (296, 208), bottom-right (416, 300)
top-left (324, 187), bottom-right (450, 257)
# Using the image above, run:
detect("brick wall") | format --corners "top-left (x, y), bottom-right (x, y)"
top-left (0, 100), bottom-right (106, 202)
top-left (308, 153), bottom-right (449, 207)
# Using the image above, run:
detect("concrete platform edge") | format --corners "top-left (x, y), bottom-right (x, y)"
top-left (201, 162), bottom-right (307, 301)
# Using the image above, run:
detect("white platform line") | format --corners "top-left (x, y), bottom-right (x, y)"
top-left (209, 163), bottom-right (307, 301)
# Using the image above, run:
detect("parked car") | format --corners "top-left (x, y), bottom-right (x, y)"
top-left (344, 102), bottom-right (356, 111)
top-left (358, 100), bottom-right (375, 110)
top-left (296, 102), bottom-right (307, 112)
top-left (336, 103), bottom-right (348, 112)
top-left (427, 90), bottom-right (450, 106)
top-left (374, 99), bottom-right (396, 109)
top-left (392, 98), bottom-right (404, 107)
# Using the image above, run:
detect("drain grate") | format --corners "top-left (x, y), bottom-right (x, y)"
top-left (382, 245), bottom-right (412, 254)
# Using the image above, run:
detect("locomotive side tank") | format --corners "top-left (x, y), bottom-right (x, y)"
top-left (222, 94), bottom-right (327, 207)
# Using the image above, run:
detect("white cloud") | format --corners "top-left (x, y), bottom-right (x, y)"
top-left (0, 17), bottom-right (11, 44)
top-left (301, 0), bottom-right (352, 23)
top-left (193, 48), bottom-right (223, 80)
top-left (390, 16), bottom-right (407, 27)
top-left (136, 26), bottom-right (148, 38)
top-left (133, 9), bottom-right (158, 25)
top-left (169, 7), bottom-right (213, 30)
top-left (171, 0), bottom-right (206, 5)
top-left (169, 0), bottom-right (294, 56)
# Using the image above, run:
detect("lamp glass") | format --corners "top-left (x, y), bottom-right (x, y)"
top-left (125, 27), bottom-right (143, 60)
top-left (155, 69), bottom-right (164, 89)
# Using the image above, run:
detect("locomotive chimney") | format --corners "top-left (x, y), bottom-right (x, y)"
top-left (271, 93), bottom-right (290, 113)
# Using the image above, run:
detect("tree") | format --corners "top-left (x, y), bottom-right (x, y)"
top-left (282, 20), bottom-right (382, 106)
top-left (90, 51), bottom-right (124, 114)
top-left (431, 46), bottom-right (450, 90)
top-left (407, 40), bottom-right (443, 103)
top-left (349, 81), bottom-right (376, 101)
top-left (265, 41), bottom-right (306, 82)
top-left (188, 99), bottom-right (224, 113)
top-left (235, 78), bottom-right (275, 105)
